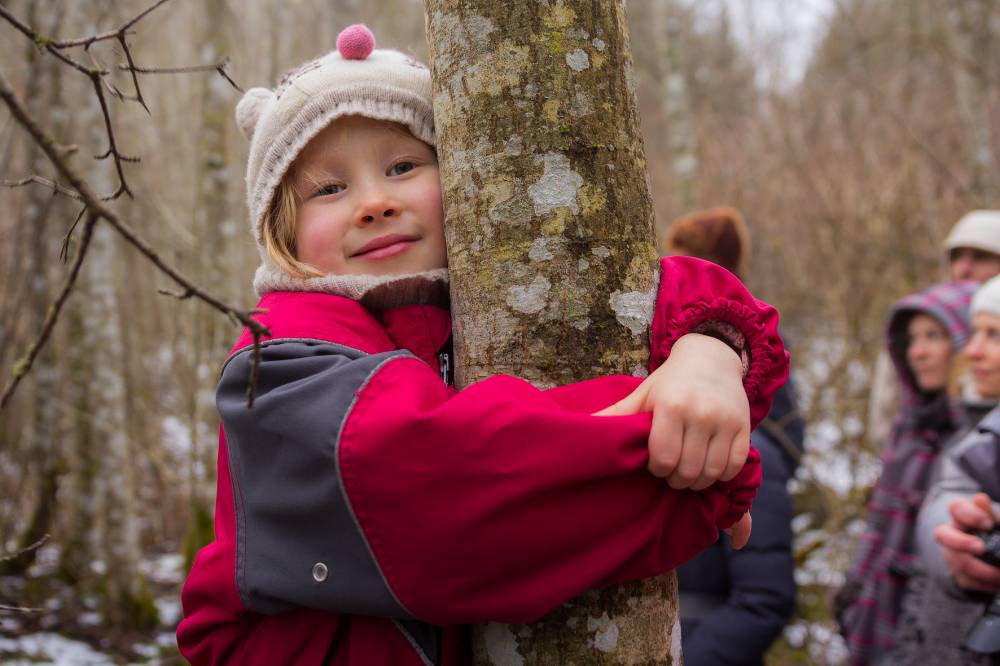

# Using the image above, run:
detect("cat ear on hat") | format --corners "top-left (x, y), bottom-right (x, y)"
top-left (235, 87), bottom-right (275, 141)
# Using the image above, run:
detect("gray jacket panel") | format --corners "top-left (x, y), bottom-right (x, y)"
top-left (218, 338), bottom-right (416, 618)
top-left (917, 406), bottom-right (1000, 593)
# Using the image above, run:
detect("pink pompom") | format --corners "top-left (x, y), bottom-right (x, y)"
top-left (337, 24), bottom-right (375, 60)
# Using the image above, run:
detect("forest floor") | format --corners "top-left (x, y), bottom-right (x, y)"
top-left (0, 550), bottom-right (184, 665)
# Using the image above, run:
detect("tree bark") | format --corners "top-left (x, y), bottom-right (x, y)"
top-left (424, 1), bottom-right (680, 663)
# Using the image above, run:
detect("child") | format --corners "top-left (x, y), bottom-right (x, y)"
top-left (177, 25), bottom-right (788, 665)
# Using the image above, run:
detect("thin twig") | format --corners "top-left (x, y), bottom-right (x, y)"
top-left (0, 604), bottom-right (44, 614)
top-left (117, 35), bottom-right (150, 113)
top-left (158, 287), bottom-right (195, 300)
top-left (0, 534), bottom-right (50, 563)
top-left (60, 206), bottom-right (88, 262)
top-left (0, 215), bottom-right (96, 410)
top-left (1, 176), bottom-right (81, 200)
top-left (34, 0), bottom-right (173, 49)
top-left (120, 57), bottom-right (243, 91)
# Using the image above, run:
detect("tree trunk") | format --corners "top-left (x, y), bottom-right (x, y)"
top-left (424, 1), bottom-right (680, 663)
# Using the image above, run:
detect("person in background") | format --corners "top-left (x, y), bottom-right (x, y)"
top-left (886, 275), bottom-right (1000, 665)
top-left (666, 206), bottom-right (805, 665)
top-left (838, 281), bottom-right (978, 664)
top-left (868, 211), bottom-right (1000, 448)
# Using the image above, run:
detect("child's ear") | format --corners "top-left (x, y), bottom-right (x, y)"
top-left (235, 87), bottom-right (275, 141)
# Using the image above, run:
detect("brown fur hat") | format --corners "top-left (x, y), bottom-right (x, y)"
top-left (664, 206), bottom-right (750, 278)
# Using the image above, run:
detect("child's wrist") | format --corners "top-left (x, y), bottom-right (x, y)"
top-left (673, 333), bottom-right (745, 375)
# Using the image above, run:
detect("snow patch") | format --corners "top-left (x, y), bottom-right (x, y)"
top-left (0, 633), bottom-right (113, 665)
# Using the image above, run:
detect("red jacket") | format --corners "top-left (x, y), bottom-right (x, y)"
top-left (178, 257), bottom-right (788, 665)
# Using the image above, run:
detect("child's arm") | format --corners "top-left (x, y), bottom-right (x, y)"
top-left (600, 256), bottom-right (788, 490)
top-left (197, 348), bottom-right (761, 628)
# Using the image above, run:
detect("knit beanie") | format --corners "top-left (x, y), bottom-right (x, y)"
top-left (972, 274), bottom-right (1000, 318)
top-left (234, 24), bottom-right (439, 297)
top-left (663, 206), bottom-right (750, 278)
top-left (944, 210), bottom-right (1000, 257)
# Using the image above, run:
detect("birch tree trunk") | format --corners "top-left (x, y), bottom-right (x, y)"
top-left (424, 1), bottom-right (680, 663)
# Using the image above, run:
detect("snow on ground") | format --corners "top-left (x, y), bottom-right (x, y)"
top-left (0, 633), bottom-right (115, 666)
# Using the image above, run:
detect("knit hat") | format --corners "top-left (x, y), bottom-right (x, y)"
top-left (943, 210), bottom-right (1000, 256)
top-left (663, 206), bottom-right (750, 277)
top-left (972, 275), bottom-right (1000, 318)
top-left (234, 24), bottom-right (437, 296)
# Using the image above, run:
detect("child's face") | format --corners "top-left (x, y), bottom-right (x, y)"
top-left (292, 116), bottom-right (446, 276)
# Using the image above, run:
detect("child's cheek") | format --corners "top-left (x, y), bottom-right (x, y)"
top-left (296, 208), bottom-right (347, 272)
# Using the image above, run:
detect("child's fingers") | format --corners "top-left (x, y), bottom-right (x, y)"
top-left (726, 513), bottom-right (752, 549)
top-left (720, 425), bottom-right (750, 482)
top-left (723, 514), bottom-right (752, 549)
top-left (647, 405), bottom-right (683, 477)
top-left (592, 385), bottom-right (648, 416)
top-left (690, 430), bottom-right (732, 491)
top-left (666, 419), bottom-right (710, 489)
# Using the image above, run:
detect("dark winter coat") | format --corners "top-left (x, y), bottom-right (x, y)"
top-left (677, 376), bottom-right (803, 666)
top-left (839, 281), bottom-right (977, 665)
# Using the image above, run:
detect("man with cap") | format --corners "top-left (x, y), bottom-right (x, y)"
top-left (869, 210), bottom-right (1000, 446)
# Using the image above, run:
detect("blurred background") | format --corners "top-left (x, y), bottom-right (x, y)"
top-left (0, 0), bottom-right (998, 662)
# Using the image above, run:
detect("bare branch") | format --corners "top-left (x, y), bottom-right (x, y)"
top-left (117, 35), bottom-right (150, 114)
top-left (1, 176), bottom-right (81, 200)
top-left (0, 71), bottom-right (270, 412)
top-left (0, 604), bottom-right (44, 614)
top-left (0, 214), bottom-right (96, 410)
top-left (0, 535), bottom-right (50, 563)
top-left (28, 0), bottom-right (173, 49)
top-left (119, 57), bottom-right (244, 91)
top-left (158, 287), bottom-right (195, 300)
top-left (60, 206), bottom-right (88, 262)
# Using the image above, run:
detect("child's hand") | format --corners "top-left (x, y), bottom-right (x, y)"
top-left (595, 333), bottom-right (749, 490)
top-left (723, 513), bottom-right (752, 549)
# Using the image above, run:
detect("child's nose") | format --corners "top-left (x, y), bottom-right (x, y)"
top-left (357, 186), bottom-right (398, 224)
top-left (360, 207), bottom-right (396, 224)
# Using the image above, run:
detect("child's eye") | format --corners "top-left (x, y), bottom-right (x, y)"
top-left (388, 161), bottom-right (415, 176)
top-left (314, 183), bottom-right (345, 197)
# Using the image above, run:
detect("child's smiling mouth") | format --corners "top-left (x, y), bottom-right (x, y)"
top-left (352, 233), bottom-right (420, 260)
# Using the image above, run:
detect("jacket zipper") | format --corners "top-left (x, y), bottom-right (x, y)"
top-left (438, 351), bottom-right (451, 385)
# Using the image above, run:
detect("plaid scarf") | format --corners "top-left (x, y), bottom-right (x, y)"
top-left (841, 281), bottom-right (977, 665)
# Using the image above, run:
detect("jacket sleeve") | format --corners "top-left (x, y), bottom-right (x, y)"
top-left (652, 256), bottom-right (789, 428)
top-left (681, 433), bottom-right (797, 665)
top-left (916, 430), bottom-right (999, 595)
top-left (211, 337), bottom-right (761, 627)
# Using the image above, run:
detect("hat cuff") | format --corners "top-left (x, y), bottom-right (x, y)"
top-left (253, 259), bottom-right (449, 303)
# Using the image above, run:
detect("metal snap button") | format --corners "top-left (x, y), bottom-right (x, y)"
top-left (312, 562), bottom-right (328, 582)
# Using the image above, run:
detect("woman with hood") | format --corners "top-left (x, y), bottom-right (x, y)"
top-left (838, 280), bottom-right (978, 664)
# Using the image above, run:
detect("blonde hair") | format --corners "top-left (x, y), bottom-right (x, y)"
top-left (261, 177), bottom-right (323, 278)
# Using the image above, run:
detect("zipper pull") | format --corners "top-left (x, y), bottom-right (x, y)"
top-left (438, 352), bottom-right (451, 385)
